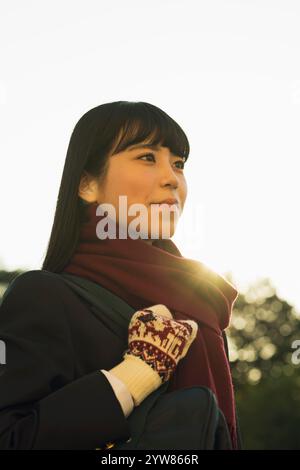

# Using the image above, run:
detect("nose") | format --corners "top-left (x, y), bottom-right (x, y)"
top-left (159, 161), bottom-right (179, 189)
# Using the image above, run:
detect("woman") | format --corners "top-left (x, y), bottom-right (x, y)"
top-left (0, 101), bottom-right (241, 450)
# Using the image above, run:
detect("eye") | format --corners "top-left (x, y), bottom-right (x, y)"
top-left (175, 160), bottom-right (185, 170)
top-left (137, 153), bottom-right (185, 170)
top-left (138, 153), bottom-right (155, 162)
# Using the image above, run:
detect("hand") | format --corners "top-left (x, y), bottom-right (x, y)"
top-left (109, 304), bottom-right (198, 406)
top-left (125, 304), bottom-right (198, 383)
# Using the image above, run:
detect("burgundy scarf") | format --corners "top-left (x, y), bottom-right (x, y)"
top-left (62, 202), bottom-right (239, 448)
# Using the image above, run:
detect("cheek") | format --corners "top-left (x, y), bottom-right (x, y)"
top-left (121, 171), bottom-right (153, 203)
top-left (106, 167), bottom-right (153, 207)
top-left (179, 178), bottom-right (187, 202)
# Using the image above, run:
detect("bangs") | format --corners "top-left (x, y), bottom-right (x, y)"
top-left (107, 101), bottom-right (190, 162)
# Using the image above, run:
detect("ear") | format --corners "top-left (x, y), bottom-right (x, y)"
top-left (78, 171), bottom-right (98, 203)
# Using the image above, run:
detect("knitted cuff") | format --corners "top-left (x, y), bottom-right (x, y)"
top-left (108, 353), bottom-right (162, 407)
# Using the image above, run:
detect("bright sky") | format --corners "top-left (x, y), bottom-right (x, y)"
top-left (0, 0), bottom-right (299, 313)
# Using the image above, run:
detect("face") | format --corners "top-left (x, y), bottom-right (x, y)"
top-left (79, 142), bottom-right (188, 242)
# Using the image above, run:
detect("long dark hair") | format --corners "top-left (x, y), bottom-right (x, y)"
top-left (42, 101), bottom-right (190, 272)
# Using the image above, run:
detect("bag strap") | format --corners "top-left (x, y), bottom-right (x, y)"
top-left (58, 272), bottom-right (136, 343)
top-left (55, 272), bottom-right (169, 447)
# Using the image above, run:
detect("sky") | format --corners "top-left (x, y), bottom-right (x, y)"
top-left (0, 0), bottom-right (299, 313)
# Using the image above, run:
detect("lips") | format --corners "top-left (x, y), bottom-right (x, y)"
top-left (151, 198), bottom-right (179, 205)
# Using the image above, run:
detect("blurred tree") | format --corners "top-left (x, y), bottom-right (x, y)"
top-left (0, 269), bottom-right (24, 284)
top-left (0, 269), bottom-right (25, 306)
top-left (224, 274), bottom-right (300, 449)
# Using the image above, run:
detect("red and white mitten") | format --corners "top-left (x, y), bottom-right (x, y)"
top-left (109, 304), bottom-right (198, 406)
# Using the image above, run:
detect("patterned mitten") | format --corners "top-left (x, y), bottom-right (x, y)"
top-left (109, 304), bottom-right (198, 406)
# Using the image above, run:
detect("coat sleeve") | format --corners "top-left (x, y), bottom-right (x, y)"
top-left (100, 370), bottom-right (134, 418)
top-left (0, 271), bottom-right (131, 449)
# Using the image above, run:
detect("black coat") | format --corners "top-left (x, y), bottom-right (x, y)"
top-left (0, 270), bottom-right (242, 450)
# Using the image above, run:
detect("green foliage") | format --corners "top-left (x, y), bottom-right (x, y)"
top-left (226, 276), bottom-right (300, 449)
top-left (236, 375), bottom-right (300, 449)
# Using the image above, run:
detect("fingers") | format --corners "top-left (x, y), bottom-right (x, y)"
top-left (184, 320), bottom-right (198, 345)
top-left (176, 320), bottom-right (198, 359)
top-left (147, 304), bottom-right (173, 319)
top-left (130, 305), bottom-right (173, 325)
top-left (130, 305), bottom-right (198, 348)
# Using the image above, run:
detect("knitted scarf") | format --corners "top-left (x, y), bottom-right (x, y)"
top-left (62, 201), bottom-right (239, 448)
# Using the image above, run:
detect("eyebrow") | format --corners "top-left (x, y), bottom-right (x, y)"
top-left (126, 144), bottom-right (186, 160)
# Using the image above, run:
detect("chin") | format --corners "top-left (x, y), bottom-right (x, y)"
top-left (146, 223), bottom-right (176, 240)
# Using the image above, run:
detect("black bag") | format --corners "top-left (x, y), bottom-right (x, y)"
top-left (57, 272), bottom-right (233, 450)
top-left (112, 383), bottom-right (232, 450)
